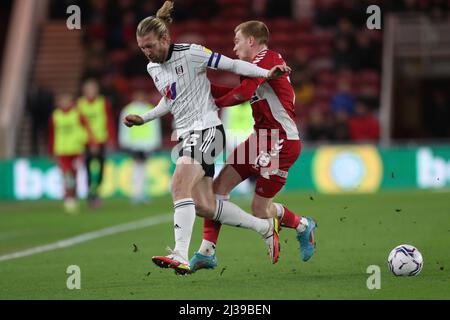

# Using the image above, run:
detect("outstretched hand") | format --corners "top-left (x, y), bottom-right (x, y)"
top-left (123, 114), bottom-right (144, 127)
top-left (268, 64), bottom-right (291, 79)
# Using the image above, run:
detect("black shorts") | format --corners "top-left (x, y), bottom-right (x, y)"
top-left (177, 125), bottom-right (225, 177)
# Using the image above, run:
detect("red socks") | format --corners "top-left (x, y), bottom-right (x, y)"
top-left (203, 218), bottom-right (222, 244)
top-left (281, 206), bottom-right (300, 229)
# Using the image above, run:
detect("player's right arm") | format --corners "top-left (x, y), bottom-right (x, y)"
top-left (210, 83), bottom-right (234, 99)
top-left (123, 97), bottom-right (170, 127)
top-left (214, 78), bottom-right (260, 108)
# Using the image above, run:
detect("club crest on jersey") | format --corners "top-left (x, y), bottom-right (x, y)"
top-left (175, 65), bottom-right (184, 75)
top-left (250, 93), bottom-right (261, 104)
top-left (164, 82), bottom-right (177, 100)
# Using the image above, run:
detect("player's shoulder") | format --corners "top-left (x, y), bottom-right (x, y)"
top-left (189, 43), bottom-right (216, 55)
top-left (173, 43), bottom-right (192, 52)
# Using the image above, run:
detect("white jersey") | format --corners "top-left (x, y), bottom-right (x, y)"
top-left (147, 44), bottom-right (221, 138)
top-left (146, 43), bottom-right (270, 139)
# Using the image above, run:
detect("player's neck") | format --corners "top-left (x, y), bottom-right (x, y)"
top-left (251, 45), bottom-right (268, 59)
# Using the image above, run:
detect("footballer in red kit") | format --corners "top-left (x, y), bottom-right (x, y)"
top-left (190, 21), bottom-right (318, 272)
top-left (214, 47), bottom-right (301, 198)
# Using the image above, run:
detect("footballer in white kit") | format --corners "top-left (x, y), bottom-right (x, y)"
top-left (144, 42), bottom-right (270, 178)
top-left (125, 5), bottom-right (290, 274)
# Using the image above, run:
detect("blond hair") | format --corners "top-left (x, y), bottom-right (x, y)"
top-left (235, 21), bottom-right (270, 45)
top-left (136, 0), bottom-right (174, 38)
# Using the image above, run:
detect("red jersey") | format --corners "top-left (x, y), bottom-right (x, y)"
top-left (214, 49), bottom-right (299, 140)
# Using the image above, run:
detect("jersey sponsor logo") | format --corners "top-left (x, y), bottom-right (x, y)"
top-left (164, 82), bottom-right (177, 100)
top-left (175, 65), bottom-right (184, 75)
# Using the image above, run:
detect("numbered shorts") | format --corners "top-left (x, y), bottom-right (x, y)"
top-left (228, 133), bottom-right (301, 198)
top-left (177, 125), bottom-right (226, 178)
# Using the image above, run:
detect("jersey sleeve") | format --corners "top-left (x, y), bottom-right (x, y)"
top-left (189, 44), bottom-right (269, 78)
top-left (189, 44), bottom-right (217, 70)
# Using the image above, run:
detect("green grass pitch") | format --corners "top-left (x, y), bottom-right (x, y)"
top-left (0, 190), bottom-right (449, 299)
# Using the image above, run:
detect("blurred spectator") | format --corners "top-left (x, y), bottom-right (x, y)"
top-left (26, 83), bottom-right (54, 155)
top-left (136, 0), bottom-right (160, 21)
top-left (314, 0), bottom-right (339, 29)
top-left (172, 0), bottom-right (219, 20)
top-left (353, 30), bottom-right (379, 71)
top-left (336, 17), bottom-right (356, 45)
top-left (252, 0), bottom-right (267, 18)
top-left (389, 0), bottom-right (419, 12)
top-left (83, 0), bottom-right (108, 43)
top-left (331, 80), bottom-right (356, 115)
top-left (425, 90), bottom-right (450, 138)
top-left (330, 109), bottom-right (350, 141)
top-left (107, 10), bottom-right (137, 49)
top-left (332, 36), bottom-right (355, 71)
top-left (266, 0), bottom-right (292, 18)
top-left (348, 101), bottom-right (380, 142)
top-left (291, 48), bottom-right (316, 105)
top-left (81, 51), bottom-right (108, 81)
top-left (305, 108), bottom-right (331, 142)
top-left (358, 84), bottom-right (379, 111)
top-left (338, 0), bottom-right (365, 27)
top-left (193, 0), bottom-right (219, 20)
top-left (107, 0), bottom-right (136, 27)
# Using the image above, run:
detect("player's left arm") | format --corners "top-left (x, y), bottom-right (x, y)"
top-left (189, 44), bottom-right (290, 79)
top-left (215, 54), bottom-right (290, 79)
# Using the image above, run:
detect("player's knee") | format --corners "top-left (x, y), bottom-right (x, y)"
top-left (195, 200), bottom-right (215, 218)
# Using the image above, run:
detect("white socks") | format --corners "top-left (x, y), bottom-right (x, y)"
top-left (198, 195), bottom-right (272, 257)
top-left (214, 200), bottom-right (270, 236)
top-left (173, 198), bottom-right (196, 262)
top-left (273, 203), bottom-right (284, 220)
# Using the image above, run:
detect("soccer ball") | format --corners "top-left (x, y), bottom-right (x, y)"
top-left (387, 244), bottom-right (423, 276)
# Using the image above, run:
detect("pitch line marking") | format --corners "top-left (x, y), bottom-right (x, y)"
top-left (0, 214), bottom-right (172, 262)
